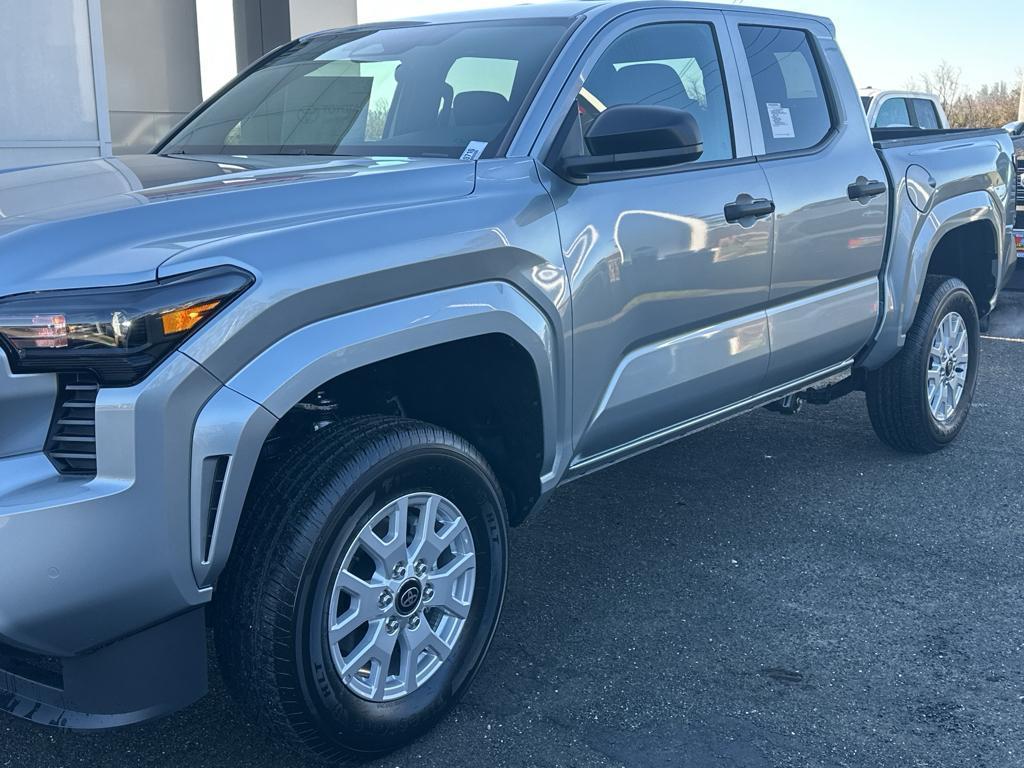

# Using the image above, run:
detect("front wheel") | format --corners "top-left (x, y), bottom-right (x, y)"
top-left (865, 276), bottom-right (980, 453)
top-left (215, 416), bottom-right (508, 763)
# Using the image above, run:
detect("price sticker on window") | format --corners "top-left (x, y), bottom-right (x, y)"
top-left (766, 103), bottom-right (795, 139)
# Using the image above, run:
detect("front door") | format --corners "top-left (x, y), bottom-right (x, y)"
top-left (539, 12), bottom-right (777, 465)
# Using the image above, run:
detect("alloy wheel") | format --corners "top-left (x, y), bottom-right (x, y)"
top-left (927, 311), bottom-right (969, 423)
top-left (327, 493), bottom-right (476, 702)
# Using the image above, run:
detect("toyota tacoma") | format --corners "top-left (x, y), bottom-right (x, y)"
top-left (0, 1), bottom-right (1017, 762)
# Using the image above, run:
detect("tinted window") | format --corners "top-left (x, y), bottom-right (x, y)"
top-left (911, 98), bottom-right (941, 129)
top-left (162, 20), bottom-right (569, 159)
top-left (861, 96), bottom-right (873, 113)
top-left (739, 26), bottom-right (832, 154)
top-left (573, 23), bottom-right (734, 163)
top-left (875, 98), bottom-right (912, 128)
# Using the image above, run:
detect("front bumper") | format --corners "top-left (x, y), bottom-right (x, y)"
top-left (0, 608), bottom-right (206, 729)
top-left (0, 352), bottom-right (226, 728)
top-left (0, 340), bottom-right (279, 728)
top-left (0, 352), bottom-right (220, 658)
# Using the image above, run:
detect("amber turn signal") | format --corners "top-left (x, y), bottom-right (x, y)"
top-left (160, 300), bottom-right (222, 336)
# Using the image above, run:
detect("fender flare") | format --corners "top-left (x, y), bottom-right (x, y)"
top-left (189, 281), bottom-right (563, 588)
top-left (860, 191), bottom-right (1001, 370)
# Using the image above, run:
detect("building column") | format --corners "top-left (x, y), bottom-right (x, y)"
top-left (233, 0), bottom-right (357, 70)
top-left (233, 0), bottom-right (291, 71)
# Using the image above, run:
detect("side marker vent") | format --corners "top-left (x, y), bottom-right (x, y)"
top-left (46, 374), bottom-right (99, 475)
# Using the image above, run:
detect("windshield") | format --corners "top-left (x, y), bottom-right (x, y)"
top-left (861, 96), bottom-right (873, 113)
top-left (160, 20), bottom-right (570, 159)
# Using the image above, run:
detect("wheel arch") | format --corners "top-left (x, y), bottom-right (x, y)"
top-left (189, 282), bottom-right (564, 590)
top-left (861, 192), bottom-right (1003, 370)
top-left (908, 197), bottom-right (1001, 326)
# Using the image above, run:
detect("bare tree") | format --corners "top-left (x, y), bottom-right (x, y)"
top-left (910, 63), bottom-right (1021, 128)
top-left (908, 61), bottom-right (963, 118)
top-left (1011, 68), bottom-right (1019, 121)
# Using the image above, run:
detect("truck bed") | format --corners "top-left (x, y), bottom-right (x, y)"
top-left (856, 124), bottom-right (1019, 369)
top-left (871, 126), bottom-right (1009, 148)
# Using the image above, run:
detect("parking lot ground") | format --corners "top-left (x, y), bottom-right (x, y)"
top-left (4, 292), bottom-right (1024, 768)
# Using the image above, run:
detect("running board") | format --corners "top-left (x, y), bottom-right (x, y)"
top-left (566, 359), bottom-right (855, 480)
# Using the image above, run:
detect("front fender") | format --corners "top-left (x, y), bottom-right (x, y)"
top-left (188, 282), bottom-right (562, 588)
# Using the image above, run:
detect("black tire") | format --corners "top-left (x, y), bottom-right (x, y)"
top-left (214, 416), bottom-right (508, 763)
top-left (865, 276), bottom-right (980, 453)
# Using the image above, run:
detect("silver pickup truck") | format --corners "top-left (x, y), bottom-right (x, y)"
top-left (0, 1), bottom-right (1017, 761)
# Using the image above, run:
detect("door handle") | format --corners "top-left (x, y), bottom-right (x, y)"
top-left (847, 178), bottom-right (887, 201)
top-left (724, 197), bottom-right (775, 223)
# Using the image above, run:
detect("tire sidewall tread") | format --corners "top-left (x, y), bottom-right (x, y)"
top-left (215, 417), bottom-right (509, 762)
top-left (866, 276), bottom-right (980, 454)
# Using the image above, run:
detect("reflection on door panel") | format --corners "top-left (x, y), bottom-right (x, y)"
top-left (547, 21), bottom-right (776, 461)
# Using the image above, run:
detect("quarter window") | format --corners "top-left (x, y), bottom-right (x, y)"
top-left (739, 25), bottom-right (833, 154)
top-left (572, 23), bottom-right (735, 163)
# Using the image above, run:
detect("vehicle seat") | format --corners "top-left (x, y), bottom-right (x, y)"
top-left (452, 91), bottom-right (512, 127)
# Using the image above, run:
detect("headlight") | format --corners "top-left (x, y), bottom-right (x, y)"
top-left (0, 267), bottom-right (253, 386)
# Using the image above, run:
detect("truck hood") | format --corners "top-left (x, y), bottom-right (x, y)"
top-left (0, 154), bottom-right (476, 292)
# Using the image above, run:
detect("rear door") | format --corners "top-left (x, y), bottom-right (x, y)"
top-left (726, 14), bottom-right (889, 387)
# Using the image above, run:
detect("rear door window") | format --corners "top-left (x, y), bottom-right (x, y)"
top-left (738, 25), bottom-right (833, 154)
top-left (911, 98), bottom-right (942, 129)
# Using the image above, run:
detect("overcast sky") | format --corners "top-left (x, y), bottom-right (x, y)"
top-left (358, 0), bottom-right (1020, 91)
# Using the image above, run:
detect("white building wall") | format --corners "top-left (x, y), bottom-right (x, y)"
top-left (289, 0), bottom-right (357, 37)
top-left (0, 0), bottom-right (363, 170)
top-left (0, 0), bottom-right (111, 169)
top-left (101, 0), bottom-right (203, 154)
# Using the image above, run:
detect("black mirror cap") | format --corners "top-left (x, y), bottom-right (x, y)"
top-left (585, 104), bottom-right (703, 157)
top-left (560, 105), bottom-right (705, 181)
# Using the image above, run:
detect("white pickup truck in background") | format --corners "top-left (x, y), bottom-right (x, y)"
top-left (861, 89), bottom-right (950, 130)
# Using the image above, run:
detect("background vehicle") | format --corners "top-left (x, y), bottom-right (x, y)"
top-left (861, 88), bottom-right (950, 129)
top-left (1009, 123), bottom-right (1024, 260)
top-left (0, 2), bottom-right (1017, 763)
top-left (1005, 120), bottom-right (1024, 162)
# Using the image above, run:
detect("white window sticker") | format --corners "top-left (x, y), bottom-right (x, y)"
top-left (460, 141), bottom-right (489, 161)
top-left (766, 103), bottom-right (795, 139)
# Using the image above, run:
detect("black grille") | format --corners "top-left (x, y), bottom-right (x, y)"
top-left (1016, 160), bottom-right (1023, 209)
top-left (46, 374), bottom-right (99, 475)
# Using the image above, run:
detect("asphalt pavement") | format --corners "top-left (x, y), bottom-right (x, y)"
top-left (4, 291), bottom-right (1023, 768)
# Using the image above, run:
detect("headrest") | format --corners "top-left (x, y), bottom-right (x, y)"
top-left (453, 91), bottom-right (512, 126)
top-left (600, 63), bottom-right (686, 108)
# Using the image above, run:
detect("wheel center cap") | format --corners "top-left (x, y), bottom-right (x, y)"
top-left (394, 579), bottom-right (423, 616)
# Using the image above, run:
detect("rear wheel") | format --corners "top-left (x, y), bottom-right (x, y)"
top-left (215, 416), bottom-right (508, 763)
top-left (865, 276), bottom-right (980, 453)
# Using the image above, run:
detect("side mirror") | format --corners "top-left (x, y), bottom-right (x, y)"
top-left (562, 104), bottom-right (704, 181)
